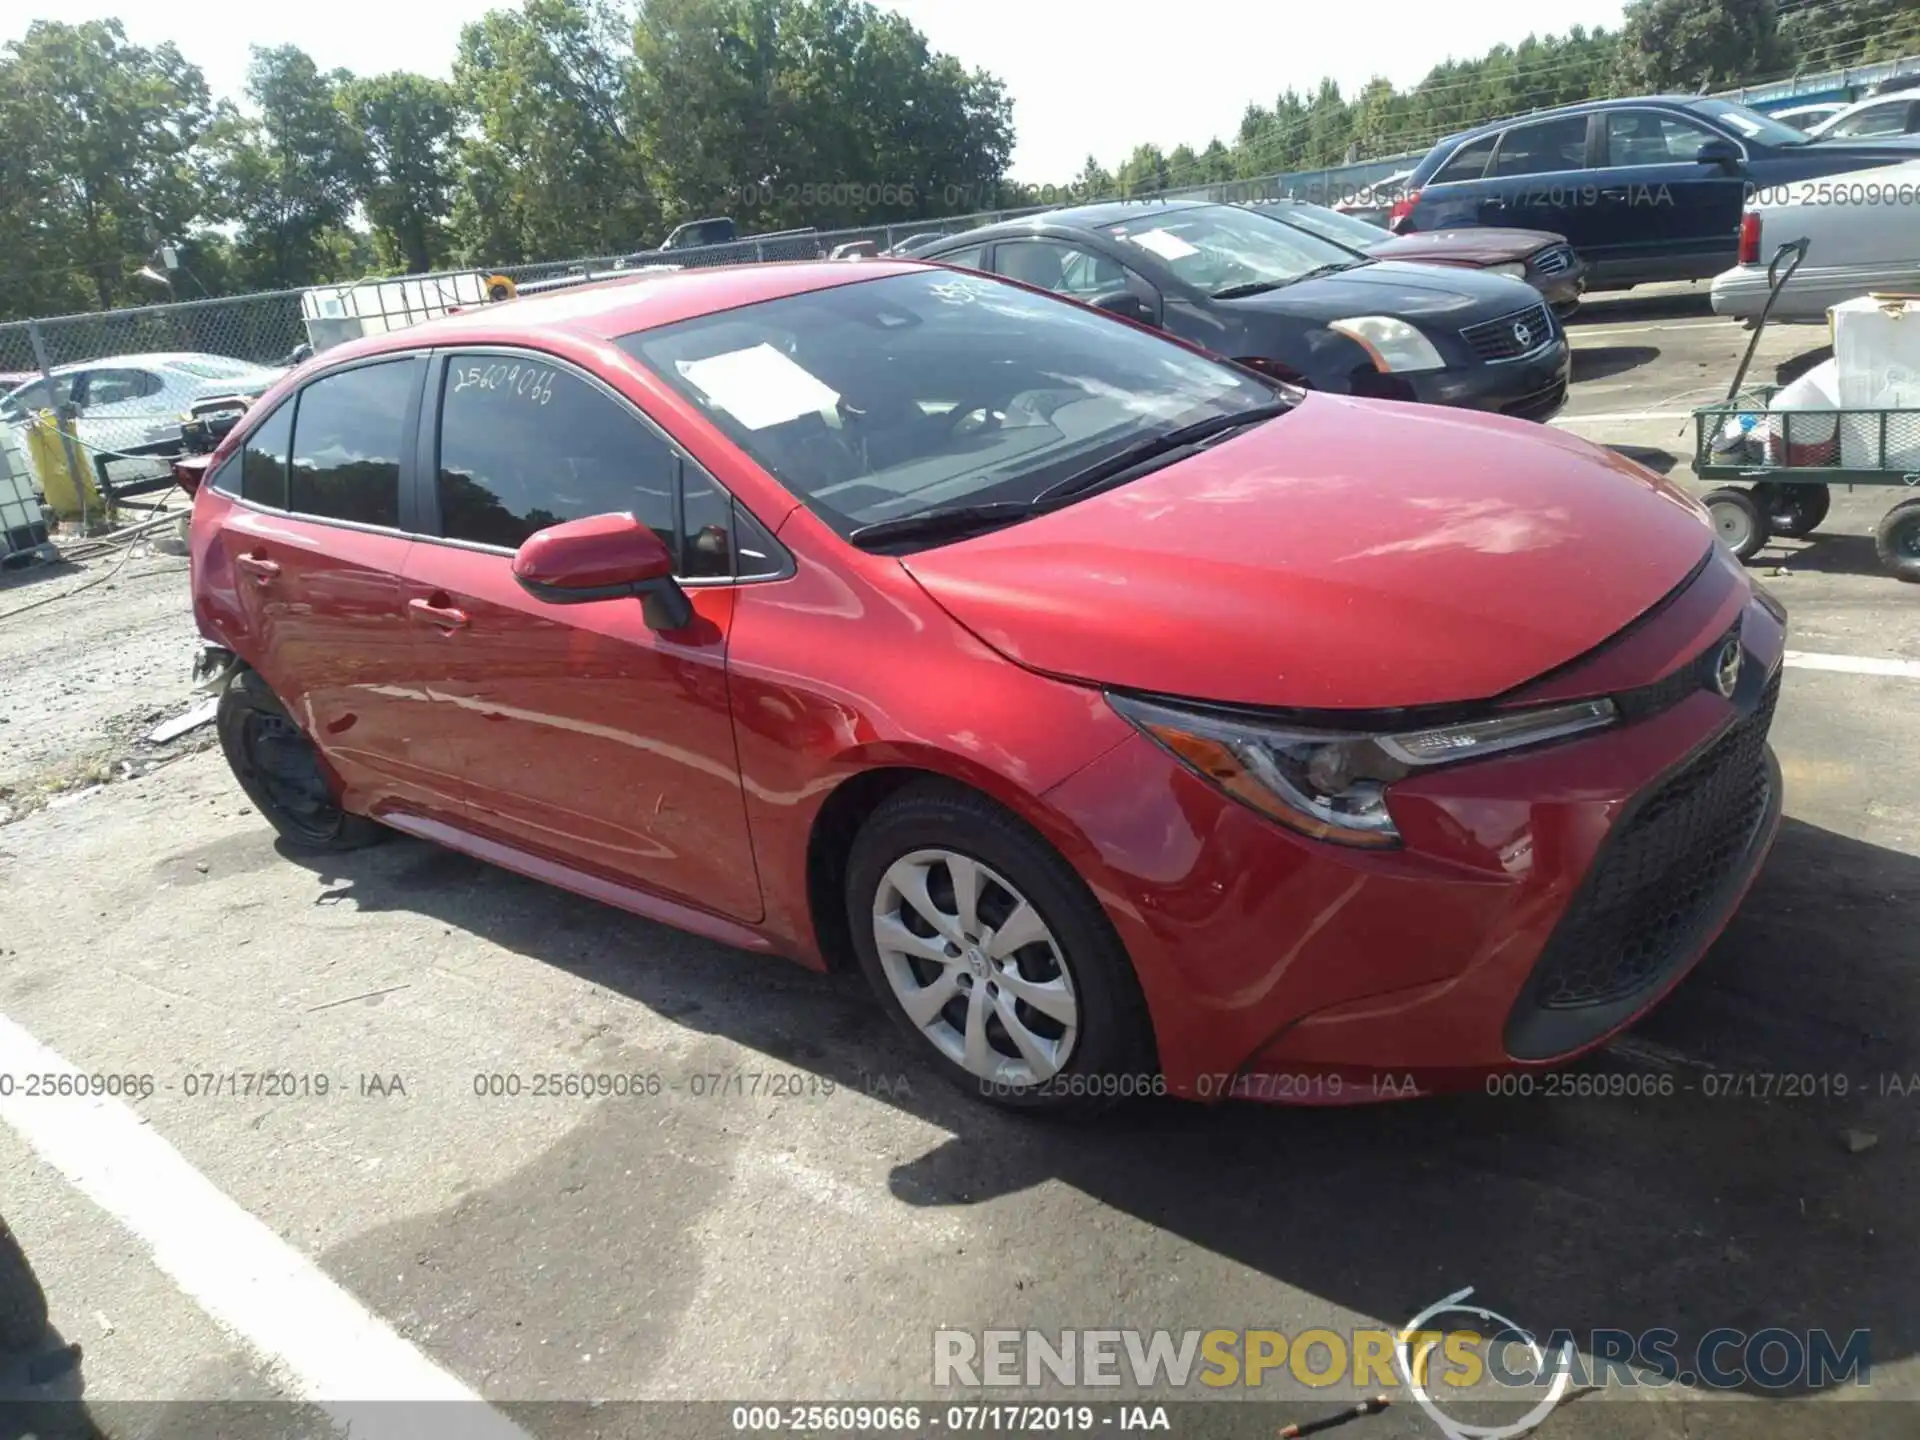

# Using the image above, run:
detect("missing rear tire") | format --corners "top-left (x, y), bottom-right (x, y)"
top-left (217, 669), bottom-right (385, 852)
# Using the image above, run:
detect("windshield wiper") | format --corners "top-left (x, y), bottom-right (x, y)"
top-left (1029, 401), bottom-right (1294, 508)
top-left (847, 501), bottom-right (1035, 551)
top-left (1214, 262), bottom-right (1365, 299)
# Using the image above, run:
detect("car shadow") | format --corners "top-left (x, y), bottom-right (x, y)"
top-left (1566, 291), bottom-right (1715, 325)
top-left (1759, 532), bottom-right (1888, 578)
top-left (1572, 345), bottom-right (1661, 383)
top-left (1776, 346), bottom-right (1834, 388)
top-left (267, 812), bottom-right (1919, 1403)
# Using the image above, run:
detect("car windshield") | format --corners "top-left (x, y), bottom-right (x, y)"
top-left (1102, 204), bottom-right (1369, 293)
top-left (619, 268), bottom-right (1282, 535)
top-left (1263, 202), bottom-right (1390, 248)
top-left (1689, 97), bottom-right (1811, 146)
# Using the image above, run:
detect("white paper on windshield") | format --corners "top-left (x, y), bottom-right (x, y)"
top-left (1127, 228), bottom-right (1200, 261)
top-left (677, 344), bottom-right (840, 429)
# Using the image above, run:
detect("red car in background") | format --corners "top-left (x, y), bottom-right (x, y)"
top-left (186, 260), bottom-right (1784, 1111)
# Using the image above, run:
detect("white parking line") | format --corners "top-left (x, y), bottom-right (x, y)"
top-left (1551, 410), bottom-right (1694, 425)
top-left (1784, 650), bottom-right (1920, 679)
top-left (1569, 319), bottom-right (1732, 338)
top-left (0, 1012), bottom-right (533, 1440)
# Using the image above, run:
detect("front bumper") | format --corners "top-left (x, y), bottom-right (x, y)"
top-left (1042, 574), bottom-right (1784, 1103)
top-left (1406, 339), bottom-right (1571, 423)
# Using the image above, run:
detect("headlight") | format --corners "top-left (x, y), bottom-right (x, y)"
top-left (1325, 315), bottom-right (1446, 373)
top-left (1108, 693), bottom-right (1619, 847)
top-left (1487, 261), bottom-right (1528, 279)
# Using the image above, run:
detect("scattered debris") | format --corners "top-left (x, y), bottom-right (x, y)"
top-left (144, 696), bottom-right (219, 746)
top-left (93, 1311), bottom-right (114, 1338)
top-left (1840, 1127), bottom-right (1879, 1154)
top-left (1280, 1396), bottom-right (1389, 1437)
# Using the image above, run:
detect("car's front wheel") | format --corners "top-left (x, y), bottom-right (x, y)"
top-left (845, 781), bottom-right (1153, 1113)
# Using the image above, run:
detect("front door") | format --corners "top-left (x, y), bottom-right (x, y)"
top-left (1589, 109), bottom-right (1749, 281)
top-left (400, 349), bottom-right (762, 922)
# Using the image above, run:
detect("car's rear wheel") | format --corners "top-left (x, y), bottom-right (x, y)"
top-left (217, 669), bottom-right (385, 851)
top-left (1875, 497), bottom-right (1920, 582)
top-left (1753, 481), bottom-right (1830, 538)
top-left (1702, 486), bottom-right (1770, 561)
top-left (845, 781), bottom-right (1152, 1113)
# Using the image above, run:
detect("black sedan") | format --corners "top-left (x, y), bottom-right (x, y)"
top-left (916, 201), bottom-right (1570, 422)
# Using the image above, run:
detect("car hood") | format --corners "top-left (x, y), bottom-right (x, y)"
top-left (1222, 260), bottom-right (1543, 325)
top-left (1364, 229), bottom-right (1565, 264)
top-left (901, 394), bottom-right (1715, 711)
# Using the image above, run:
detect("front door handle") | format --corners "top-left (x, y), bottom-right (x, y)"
top-left (408, 597), bottom-right (470, 630)
top-left (236, 553), bottom-right (280, 584)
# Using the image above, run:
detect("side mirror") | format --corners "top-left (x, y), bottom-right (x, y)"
top-left (1090, 289), bottom-right (1154, 325)
top-left (512, 512), bottom-right (692, 630)
top-left (1695, 137), bottom-right (1743, 172)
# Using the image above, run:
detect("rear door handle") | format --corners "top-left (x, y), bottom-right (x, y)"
top-left (236, 553), bottom-right (279, 584)
top-left (408, 597), bottom-right (470, 630)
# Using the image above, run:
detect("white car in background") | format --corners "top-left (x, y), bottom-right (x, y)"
top-left (0, 352), bottom-right (287, 485)
top-left (1770, 101), bottom-right (1849, 132)
top-left (1808, 92), bottom-right (1920, 141)
top-left (1710, 157), bottom-right (1920, 324)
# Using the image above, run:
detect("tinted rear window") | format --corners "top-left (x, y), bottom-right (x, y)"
top-left (288, 359), bottom-right (419, 528)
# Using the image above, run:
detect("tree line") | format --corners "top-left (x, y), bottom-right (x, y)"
top-left (1077, 0), bottom-right (1920, 206)
top-left (2, 0), bottom-right (1915, 324)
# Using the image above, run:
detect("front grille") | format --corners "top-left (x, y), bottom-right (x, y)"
top-left (1523, 666), bottom-right (1780, 1017)
top-left (1532, 245), bottom-right (1575, 277)
top-left (1461, 302), bottom-right (1554, 362)
top-left (1500, 378), bottom-right (1567, 422)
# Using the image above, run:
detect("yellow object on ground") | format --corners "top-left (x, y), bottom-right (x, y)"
top-left (24, 411), bottom-right (106, 522)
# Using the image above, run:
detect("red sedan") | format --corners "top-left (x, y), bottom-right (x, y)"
top-left (186, 260), bottom-right (1785, 1110)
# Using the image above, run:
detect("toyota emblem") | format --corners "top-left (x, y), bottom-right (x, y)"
top-left (1713, 638), bottom-right (1743, 698)
top-left (1512, 321), bottom-right (1533, 349)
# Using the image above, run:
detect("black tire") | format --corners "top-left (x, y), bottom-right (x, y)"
top-left (217, 669), bottom-right (385, 852)
top-left (1702, 487), bottom-right (1771, 562)
top-left (1874, 497), bottom-right (1920, 582)
top-left (1753, 481), bottom-right (1830, 538)
top-left (0, 1219), bottom-right (50, 1352)
top-left (844, 779), bottom-right (1154, 1115)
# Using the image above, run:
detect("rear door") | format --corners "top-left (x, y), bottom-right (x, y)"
top-left (398, 348), bottom-right (765, 921)
top-left (1478, 114), bottom-right (1601, 248)
top-left (215, 355), bottom-right (443, 817)
top-left (1588, 108), bottom-right (1748, 281)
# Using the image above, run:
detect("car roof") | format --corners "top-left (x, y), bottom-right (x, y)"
top-left (1435, 93), bottom-right (1711, 148)
top-left (314, 260), bottom-right (937, 364)
top-left (921, 199), bottom-right (1209, 247)
top-left (37, 351), bottom-right (258, 376)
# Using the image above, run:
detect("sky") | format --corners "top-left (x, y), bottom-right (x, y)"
top-left (2, 0), bottom-right (1632, 181)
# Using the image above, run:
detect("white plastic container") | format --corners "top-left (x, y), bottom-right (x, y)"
top-left (1833, 294), bottom-right (1920, 469)
top-left (1763, 357), bottom-right (1840, 466)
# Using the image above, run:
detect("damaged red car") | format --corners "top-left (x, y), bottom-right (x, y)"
top-left (187, 261), bottom-right (1784, 1110)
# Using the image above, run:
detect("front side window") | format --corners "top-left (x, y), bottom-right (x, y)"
top-left (1489, 116), bottom-right (1590, 177)
top-left (84, 369), bottom-right (163, 406)
top-left (1606, 111), bottom-right (1722, 166)
top-left (994, 239), bottom-right (1152, 305)
top-left (435, 353), bottom-right (676, 558)
top-left (930, 244), bottom-right (987, 271)
top-left (618, 267), bottom-right (1282, 537)
top-left (287, 358), bottom-right (418, 528)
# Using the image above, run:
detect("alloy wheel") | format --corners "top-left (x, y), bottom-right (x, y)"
top-left (870, 848), bottom-right (1079, 1086)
